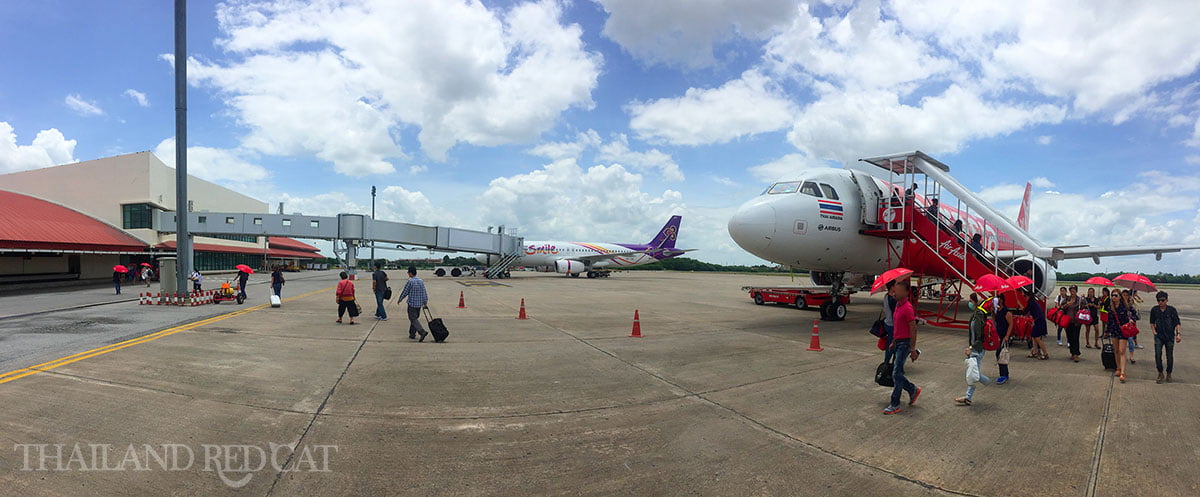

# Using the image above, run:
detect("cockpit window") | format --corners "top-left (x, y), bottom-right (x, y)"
top-left (819, 183), bottom-right (839, 200)
top-left (799, 181), bottom-right (822, 197)
top-left (767, 181), bottom-right (801, 195)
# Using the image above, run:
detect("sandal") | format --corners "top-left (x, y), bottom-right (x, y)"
top-left (1039, 354), bottom-right (1049, 360)
top-left (1028, 352), bottom-right (1039, 359)
top-left (335, 319), bottom-right (342, 323)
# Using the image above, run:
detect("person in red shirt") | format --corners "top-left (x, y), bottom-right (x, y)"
top-left (884, 278), bottom-right (923, 415)
top-left (335, 271), bottom-right (358, 325)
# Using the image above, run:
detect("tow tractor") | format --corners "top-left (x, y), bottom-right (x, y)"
top-left (742, 285), bottom-right (851, 320)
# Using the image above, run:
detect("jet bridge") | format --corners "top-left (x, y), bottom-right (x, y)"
top-left (158, 211), bottom-right (524, 273)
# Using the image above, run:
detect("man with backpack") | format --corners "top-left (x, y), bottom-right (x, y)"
top-left (956, 293), bottom-right (993, 406)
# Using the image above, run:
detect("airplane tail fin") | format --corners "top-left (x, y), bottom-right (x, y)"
top-left (648, 215), bottom-right (681, 249)
top-left (1017, 182), bottom-right (1032, 231)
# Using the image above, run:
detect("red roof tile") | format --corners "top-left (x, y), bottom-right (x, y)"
top-left (0, 190), bottom-right (148, 252)
top-left (268, 236), bottom-right (320, 252)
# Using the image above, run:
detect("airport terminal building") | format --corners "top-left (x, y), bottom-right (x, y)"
top-left (0, 152), bottom-right (321, 282)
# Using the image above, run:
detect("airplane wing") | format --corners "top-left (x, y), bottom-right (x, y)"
top-left (1057, 245), bottom-right (1200, 264)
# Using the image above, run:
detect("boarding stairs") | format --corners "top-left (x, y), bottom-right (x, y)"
top-left (858, 152), bottom-right (1041, 328)
top-left (484, 249), bottom-right (522, 279)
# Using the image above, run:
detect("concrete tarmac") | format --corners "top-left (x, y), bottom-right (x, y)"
top-left (0, 271), bottom-right (1195, 496)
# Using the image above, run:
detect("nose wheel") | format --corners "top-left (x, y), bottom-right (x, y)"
top-left (820, 301), bottom-right (846, 321)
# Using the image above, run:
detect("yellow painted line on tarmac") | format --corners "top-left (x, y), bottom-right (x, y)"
top-left (0, 285), bottom-right (335, 385)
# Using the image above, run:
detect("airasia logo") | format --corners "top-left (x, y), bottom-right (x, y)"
top-left (938, 240), bottom-right (966, 261)
top-left (525, 244), bottom-right (559, 255)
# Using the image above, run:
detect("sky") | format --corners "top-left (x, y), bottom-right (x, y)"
top-left (2, 0), bottom-right (1200, 274)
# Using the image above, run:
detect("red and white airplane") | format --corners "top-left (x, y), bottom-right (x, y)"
top-left (727, 151), bottom-right (1199, 323)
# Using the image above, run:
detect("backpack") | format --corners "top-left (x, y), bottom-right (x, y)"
top-left (982, 320), bottom-right (1001, 351)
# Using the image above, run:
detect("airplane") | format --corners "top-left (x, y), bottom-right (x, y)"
top-left (727, 150), bottom-right (1200, 323)
top-left (477, 215), bottom-right (696, 278)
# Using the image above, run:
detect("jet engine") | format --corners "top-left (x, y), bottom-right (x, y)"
top-left (554, 259), bottom-right (586, 274)
top-left (1012, 257), bottom-right (1057, 297)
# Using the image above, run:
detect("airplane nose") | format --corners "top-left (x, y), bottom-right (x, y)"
top-left (728, 201), bottom-right (776, 256)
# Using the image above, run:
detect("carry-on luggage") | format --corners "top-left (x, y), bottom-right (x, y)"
top-left (270, 294), bottom-right (282, 308)
top-left (423, 307), bottom-right (449, 343)
top-left (875, 360), bottom-right (894, 387)
top-left (1101, 342), bottom-right (1117, 370)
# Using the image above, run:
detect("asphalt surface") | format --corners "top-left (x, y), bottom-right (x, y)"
top-left (0, 271), bottom-right (1195, 496)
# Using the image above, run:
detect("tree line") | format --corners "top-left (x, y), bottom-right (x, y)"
top-left (1057, 271), bottom-right (1200, 285)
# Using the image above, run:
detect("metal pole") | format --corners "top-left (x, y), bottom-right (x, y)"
top-left (174, 0), bottom-right (193, 299)
top-left (370, 185), bottom-right (376, 266)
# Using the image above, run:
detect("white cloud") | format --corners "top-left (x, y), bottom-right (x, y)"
top-left (711, 176), bottom-right (739, 187)
top-left (185, 0), bottom-right (601, 174)
top-left (595, 134), bottom-right (684, 181)
top-left (409, 165), bottom-right (428, 174)
top-left (64, 94), bottom-right (103, 116)
top-left (748, 153), bottom-right (821, 182)
top-left (123, 89), bottom-right (149, 107)
top-left (153, 137), bottom-right (269, 184)
top-left (1185, 155), bottom-right (1200, 166)
top-left (892, 0), bottom-right (1200, 114)
top-left (594, 0), bottom-right (797, 68)
top-left (765, 0), bottom-right (956, 91)
top-left (1188, 116), bottom-right (1200, 147)
top-left (1036, 135), bottom-right (1052, 145)
top-left (628, 70), bottom-right (797, 146)
top-left (527, 129), bottom-right (601, 160)
top-left (1031, 177), bottom-right (1055, 188)
top-left (0, 122), bottom-right (77, 173)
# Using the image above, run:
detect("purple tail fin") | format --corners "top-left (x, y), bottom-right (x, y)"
top-left (648, 216), bottom-right (681, 249)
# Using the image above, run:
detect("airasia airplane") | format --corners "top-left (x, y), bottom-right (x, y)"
top-left (727, 151), bottom-right (1198, 320)
top-left (477, 216), bottom-right (695, 278)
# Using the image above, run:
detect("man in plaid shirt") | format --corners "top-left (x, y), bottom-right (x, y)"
top-left (396, 266), bottom-right (428, 340)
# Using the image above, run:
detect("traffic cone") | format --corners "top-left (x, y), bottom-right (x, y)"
top-left (630, 310), bottom-right (642, 338)
top-left (517, 298), bottom-right (528, 320)
top-left (457, 291), bottom-right (466, 309)
top-left (156, 292), bottom-right (162, 305)
top-left (806, 319), bottom-right (823, 351)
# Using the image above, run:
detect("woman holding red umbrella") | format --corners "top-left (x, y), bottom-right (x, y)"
top-left (1107, 290), bottom-right (1134, 382)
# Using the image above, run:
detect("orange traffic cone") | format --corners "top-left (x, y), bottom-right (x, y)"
top-left (806, 319), bottom-right (823, 351)
top-left (517, 298), bottom-right (528, 320)
top-left (630, 310), bottom-right (642, 337)
top-left (457, 291), bottom-right (466, 309)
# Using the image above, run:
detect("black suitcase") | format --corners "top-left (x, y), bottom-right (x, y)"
top-left (423, 307), bottom-right (449, 343)
top-left (1101, 343), bottom-right (1117, 370)
top-left (875, 360), bottom-right (894, 387)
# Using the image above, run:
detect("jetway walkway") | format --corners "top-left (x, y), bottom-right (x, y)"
top-left (158, 212), bottom-right (524, 269)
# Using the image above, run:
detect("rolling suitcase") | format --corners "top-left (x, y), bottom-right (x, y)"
top-left (270, 294), bottom-right (282, 307)
top-left (423, 307), bottom-right (450, 343)
top-left (1101, 342), bottom-right (1117, 371)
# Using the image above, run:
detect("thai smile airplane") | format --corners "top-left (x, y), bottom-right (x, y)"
top-left (477, 216), bottom-right (695, 278)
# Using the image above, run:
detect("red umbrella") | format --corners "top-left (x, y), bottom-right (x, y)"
top-left (871, 267), bottom-right (913, 294)
top-left (1113, 273), bottom-right (1156, 292)
top-left (1085, 276), bottom-right (1114, 286)
top-left (236, 264), bottom-right (255, 274)
top-left (1006, 275), bottom-right (1034, 289)
top-left (972, 274), bottom-right (1011, 293)
top-left (140, 262), bottom-right (153, 267)
top-left (113, 265), bottom-right (128, 273)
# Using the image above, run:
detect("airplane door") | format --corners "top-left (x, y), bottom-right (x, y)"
top-left (850, 170), bottom-right (883, 226)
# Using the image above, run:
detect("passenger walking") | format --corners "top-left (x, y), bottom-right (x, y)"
top-left (993, 294), bottom-right (1014, 384)
top-left (883, 278), bottom-right (922, 415)
top-left (881, 280), bottom-right (897, 365)
top-left (1085, 288), bottom-right (1099, 348)
top-left (236, 268), bottom-right (250, 303)
top-left (113, 270), bottom-right (123, 295)
top-left (968, 234), bottom-right (984, 255)
top-left (142, 265), bottom-right (153, 287)
top-left (1063, 286), bottom-right (1084, 362)
top-left (1026, 290), bottom-right (1050, 360)
top-left (372, 262), bottom-right (389, 321)
top-left (1124, 290), bottom-right (1139, 363)
top-left (1108, 290), bottom-right (1133, 383)
top-left (190, 269), bottom-right (203, 292)
top-left (1055, 287), bottom-right (1068, 345)
top-left (335, 271), bottom-right (358, 325)
top-left (956, 293), bottom-right (991, 406)
top-left (1149, 291), bottom-right (1182, 383)
top-left (271, 266), bottom-right (285, 297)
top-left (396, 266), bottom-right (429, 341)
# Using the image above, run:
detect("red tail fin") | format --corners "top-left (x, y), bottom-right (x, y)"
top-left (1016, 182), bottom-right (1032, 231)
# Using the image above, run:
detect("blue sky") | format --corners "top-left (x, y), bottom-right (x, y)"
top-left (2, 0), bottom-right (1200, 273)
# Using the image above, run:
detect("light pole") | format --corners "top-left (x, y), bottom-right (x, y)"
top-left (370, 185), bottom-right (376, 266)
top-left (174, 0), bottom-right (193, 298)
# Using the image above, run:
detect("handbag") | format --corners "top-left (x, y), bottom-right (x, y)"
top-left (353, 300), bottom-right (362, 317)
top-left (382, 286), bottom-right (393, 300)
top-left (875, 360), bottom-right (894, 387)
top-left (965, 357), bottom-right (981, 386)
top-left (869, 311), bottom-right (886, 338)
top-left (876, 336), bottom-right (887, 351)
top-left (1076, 309), bottom-right (1092, 324)
top-left (998, 345), bottom-right (1010, 365)
top-left (1120, 321), bottom-right (1139, 338)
